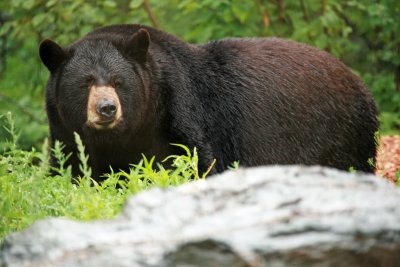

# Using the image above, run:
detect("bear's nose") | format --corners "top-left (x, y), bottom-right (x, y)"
top-left (96, 98), bottom-right (117, 119)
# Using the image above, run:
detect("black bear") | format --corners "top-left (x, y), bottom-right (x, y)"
top-left (39, 24), bottom-right (378, 180)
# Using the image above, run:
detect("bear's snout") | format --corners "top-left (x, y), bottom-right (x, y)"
top-left (86, 85), bottom-right (122, 129)
top-left (96, 98), bottom-right (117, 120)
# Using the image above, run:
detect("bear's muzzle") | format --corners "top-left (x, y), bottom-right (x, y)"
top-left (86, 85), bottom-right (122, 129)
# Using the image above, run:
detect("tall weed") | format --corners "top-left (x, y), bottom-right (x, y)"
top-left (0, 113), bottom-right (210, 241)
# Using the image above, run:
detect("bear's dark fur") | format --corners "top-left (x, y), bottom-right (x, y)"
top-left (39, 24), bottom-right (378, 180)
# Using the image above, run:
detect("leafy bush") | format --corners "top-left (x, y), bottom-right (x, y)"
top-left (1, 0), bottom-right (398, 244)
top-left (0, 0), bottom-right (399, 150)
top-left (0, 113), bottom-right (209, 241)
top-left (0, 1), bottom-right (399, 149)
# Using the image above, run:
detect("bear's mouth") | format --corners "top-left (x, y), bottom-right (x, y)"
top-left (95, 119), bottom-right (114, 126)
top-left (86, 119), bottom-right (119, 130)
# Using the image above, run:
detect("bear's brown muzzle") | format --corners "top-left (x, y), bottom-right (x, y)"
top-left (86, 85), bottom-right (122, 129)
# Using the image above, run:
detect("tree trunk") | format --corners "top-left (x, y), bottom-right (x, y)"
top-left (300, 0), bottom-right (308, 21)
top-left (143, 0), bottom-right (161, 30)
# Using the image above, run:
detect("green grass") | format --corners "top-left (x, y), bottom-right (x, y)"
top-left (1, 109), bottom-right (399, 243)
top-left (0, 112), bottom-right (212, 242)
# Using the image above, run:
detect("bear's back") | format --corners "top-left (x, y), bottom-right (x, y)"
top-left (196, 37), bottom-right (376, 172)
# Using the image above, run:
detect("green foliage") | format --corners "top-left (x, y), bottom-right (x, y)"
top-left (228, 160), bottom-right (240, 170)
top-left (0, 114), bottom-right (207, 241)
top-left (379, 112), bottom-right (400, 135)
top-left (74, 132), bottom-right (92, 179)
top-left (0, 0), bottom-right (399, 149)
top-left (349, 166), bottom-right (357, 173)
top-left (0, 0), bottom-right (398, 149)
top-left (1, 0), bottom-right (398, 244)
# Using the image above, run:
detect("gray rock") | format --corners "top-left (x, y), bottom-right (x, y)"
top-left (1, 166), bottom-right (400, 267)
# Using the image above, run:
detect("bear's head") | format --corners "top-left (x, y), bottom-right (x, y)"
top-left (39, 28), bottom-right (152, 141)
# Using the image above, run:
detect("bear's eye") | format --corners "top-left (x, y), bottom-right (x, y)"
top-left (114, 80), bottom-right (122, 88)
top-left (85, 74), bottom-right (95, 83)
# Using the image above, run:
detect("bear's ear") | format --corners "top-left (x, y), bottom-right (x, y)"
top-left (39, 39), bottom-right (66, 72)
top-left (126, 28), bottom-right (150, 62)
